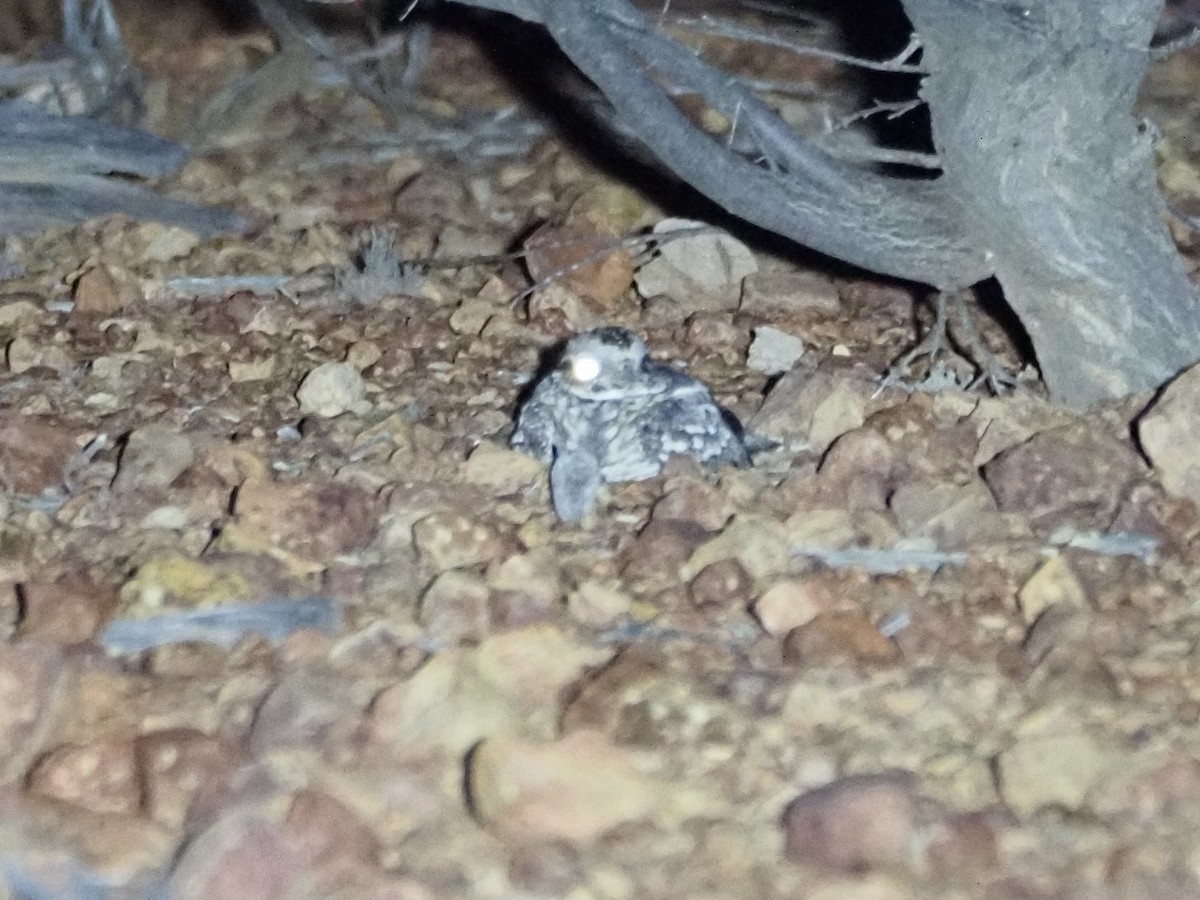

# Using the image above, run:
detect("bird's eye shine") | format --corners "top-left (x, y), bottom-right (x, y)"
top-left (569, 354), bottom-right (602, 383)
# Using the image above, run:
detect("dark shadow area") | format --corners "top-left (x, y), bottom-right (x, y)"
top-left (974, 276), bottom-right (1037, 370)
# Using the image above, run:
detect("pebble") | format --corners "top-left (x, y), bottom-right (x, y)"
top-left (137, 728), bottom-right (243, 829)
top-left (27, 739), bottom-right (140, 815)
top-left (782, 612), bottom-right (901, 669)
top-left (1017, 556), bottom-right (1088, 625)
top-left (113, 424), bottom-right (195, 492)
top-left (412, 511), bottom-right (504, 572)
top-left (467, 730), bottom-right (665, 843)
top-left (682, 515), bottom-right (789, 582)
top-left (995, 730), bottom-right (1117, 816)
top-left (751, 369), bottom-right (871, 453)
top-left (567, 579), bottom-right (632, 626)
top-left (1137, 361), bottom-right (1200, 505)
top-left (18, 580), bottom-right (117, 645)
top-left (782, 772), bottom-right (918, 872)
top-left (981, 424), bottom-right (1145, 530)
top-left (0, 414), bottom-right (79, 494)
top-left (688, 559), bottom-right (752, 608)
top-left (462, 441), bottom-right (545, 494)
top-left (634, 218), bottom-right (756, 311)
top-left (747, 326), bottom-right (806, 374)
top-left (751, 578), bottom-right (829, 636)
top-left (296, 361), bottom-right (368, 418)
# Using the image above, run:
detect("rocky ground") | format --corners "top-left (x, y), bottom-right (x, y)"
top-left (4, 2), bottom-right (1200, 898)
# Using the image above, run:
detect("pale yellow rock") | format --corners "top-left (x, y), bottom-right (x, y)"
top-left (568, 580), bottom-right (632, 627)
top-left (228, 357), bottom-right (276, 383)
top-left (752, 579), bottom-right (825, 636)
top-left (682, 514), bottom-right (788, 582)
top-left (996, 731), bottom-right (1119, 816)
top-left (462, 442), bottom-right (545, 494)
top-left (467, 730), bottom-right (666, 843)
top-left (809, 381), bottom-right (867, 453)
top-left (1017, 555), bottom-right (1087, 624)
top-left (296, 361), bottom-right (367, 418)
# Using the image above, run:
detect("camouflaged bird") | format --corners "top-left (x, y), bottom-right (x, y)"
top-left (511, 327), bottom-right (750, 521)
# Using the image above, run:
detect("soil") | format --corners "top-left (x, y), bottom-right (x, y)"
top-left (4, 3), bottom-right (1200, 898)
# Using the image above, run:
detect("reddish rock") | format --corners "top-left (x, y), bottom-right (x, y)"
top-left (282, 788), bottom-right (379, 866)
top-left (136, 728), bottom-right (244, 829)
top-left (782, 612), bottom-right (901, 669)
top-left (169, 817), bottom-right (307, 900)
top-left (924, 811), bottom-right (1000, 877)
top-left (782, 772), bottom-right (918, 872)
top-left (816, 427), bottom-right (904, 511)
top-left (621, 519), bottom-right (709, 583)
top-left (248, 674), bottom-right (365, 756)
top-left (688, 559), bottom-right (753, 608)
top-left (652, 477), bottom-right (729, 531)
top-left (18, 580), bottom-right (117, 645)
top-left (752, 578), bottom-right (832, 636)
top-left (412, 511), bottom-right (505, 572)
top-left (0, 415), bottom-right (79, 494)
top-left (982, 425), bottom-right (1145, 530)
top-left (523, 223), bottom-right (634, 311)
top-left (27, 739), bottom-right (140, 816)
top-left (232, 477), bottom-right (379, 560)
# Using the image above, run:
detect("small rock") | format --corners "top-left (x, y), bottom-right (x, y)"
top-left (688, 559), bottom-right (752, 608)
top-left (0, 641), bottom-right (66, 783)
top-left (889, 479), bottom-right (1010, 548)
top-left (72, 264), bottom-right (135, 315)
top-left (1016, 556), bottom-right (1088, 625)
top-left (486, 550), bottom-right (563, 627)
top-left (782, 612), bottom-right (901, 669)
top-left (652, 478), bottom-right (728, 531)
top-left (0, 414), bottom-right (79, 494)
top-left (168, 816), bottom-right (306, 900)
top-left (27, 740), bottom-right (140, 815)
top-left (412, 511), bottom-right (504, 572)
top-left (740, 265), bottom-right (841, 318)
top-left (526, 282), bottom-right (603, 335)
top-left (228, 357), bottom-right (276, 383)
top-left (467, 730), bottom-right (665, 843)
top-left (249, 674), bottom-right (365, 756)
top-left (136, 728), bottom-right (244, 829)
top-left (345, 340), bottom-right (382, 370)
top-left (682, 514), bottom-right (789, 582)
top-left (995, 731), bottom-right (1116, 816)
top-left (816, 427), bottom-right (903, 511)
top-left (282, 788), bottom-right (379, 866)
top-left (634, 218), bottom-right (757, 311)
top-left (18, 580), bottom-right (117, 645)
top-left (524, 223), bottom-right (634, 311)
top-left (923, 811), bottom-right (999, 877)
top-left (981, 425), bottom-right (1145, 530)
top-left (0, 295), bottom-right (43, 328)
top-left (752, 578), bottom-right (830, 636)
top-left (568, 579), bottom-right (632, 626)
top-left (747, 326), bottom-right (806, 374)
top-left (113, 424), bottom-right (195, 492)
top-left (782, 772), bottom-right (918, 872)
top-left (1138, 362), bottom-right (1200, 505)
top-left (296, 361), bottom-right (368, 418)
top-left (449, 299), bottom-right (496, 335)
top-left (419, 570), bottom-right (491, 644)
top-left (621, 519), bottom-right (709, 585)
top-left (228, 477), bottom-right (378, 565)
top-left (463, 442), bottom-right (545, 494)
top-left (751, 369), bottom-right (872, 453)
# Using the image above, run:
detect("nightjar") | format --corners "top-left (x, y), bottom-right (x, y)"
top-left (511, 327), bottom-right (750, 521)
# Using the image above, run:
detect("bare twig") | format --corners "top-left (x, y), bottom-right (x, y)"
top-left (668, 14), bottom-right (927, 74)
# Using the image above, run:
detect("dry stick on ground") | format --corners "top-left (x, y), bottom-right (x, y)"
top-left (440, 0), bottom-right (1200, 407)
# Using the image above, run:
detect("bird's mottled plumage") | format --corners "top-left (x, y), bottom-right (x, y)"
top-left (511, 327), bottom-right (749, 520)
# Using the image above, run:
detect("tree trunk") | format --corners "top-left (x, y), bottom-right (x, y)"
top-left (904, 0), bottom-right (1200, 405)
top-left (443, 0), bottom-right (1200, 407)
